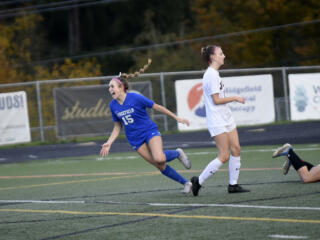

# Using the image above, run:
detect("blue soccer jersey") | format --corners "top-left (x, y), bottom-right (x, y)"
top-left (109, 92), bottom-right (158, 147)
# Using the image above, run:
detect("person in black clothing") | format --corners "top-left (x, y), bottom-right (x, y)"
top-left (273, 143), bottom-right (320, 183)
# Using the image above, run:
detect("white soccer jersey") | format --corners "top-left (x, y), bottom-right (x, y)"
top-left (202, 67), bottom-right (234, 128)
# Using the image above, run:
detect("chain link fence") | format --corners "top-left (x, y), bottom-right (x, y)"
top-left (1, 66), bottom-right (320, 142)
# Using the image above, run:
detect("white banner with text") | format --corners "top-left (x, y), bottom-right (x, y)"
top-left (175, 74), bottom-right (275, 131)
top-left (0, 91), bottom-right (31, 145)
top-left (289, 73), bottom-right (320, 121)
top-left (54, 82), bottom-right (152, 138)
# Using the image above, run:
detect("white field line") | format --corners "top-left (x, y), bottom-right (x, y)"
top-left (1, 200), bottom-right (319, 211)
top-left (0, 200), bottom-right (85, 204)
top-left (3, 146), bottom-right (315, 163)
top-left (102, 147), bottom-right (320, 160)
top-left (269, 234), bottom-right (308, 239)
top-left (146, 203), bottom-right (320, 211)
top-left (1, 146), bottom-right (318, 177)
top-left (0, 167), bottom-right (279, 179)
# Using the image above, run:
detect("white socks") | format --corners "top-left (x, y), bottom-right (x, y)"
top-left (198, 155), bottom-right (241, 186)
top-left (199, 158), bottom-right (223, 185)
top-left (229, 155), bottom-right (241, 185)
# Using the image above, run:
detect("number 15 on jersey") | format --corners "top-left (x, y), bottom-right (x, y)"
top-left (122, 114), bottom-right (134, 125)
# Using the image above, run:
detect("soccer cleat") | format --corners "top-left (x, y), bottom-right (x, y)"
top-left (182, 181), bottom-right (192, 194)
top-left (272, 143), bottom-right (292, 158)
top-left (228, 184), bottom-right (250, 193)
top-left (282, 157), bottom-right (292, 175)
top-left (190, 176), bottom-right (202, 196)
top-left (176, 148), bottom-right (191, 169)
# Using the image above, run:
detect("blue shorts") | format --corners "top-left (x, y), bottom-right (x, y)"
top-left (131, 129), bottom-right (161, 151)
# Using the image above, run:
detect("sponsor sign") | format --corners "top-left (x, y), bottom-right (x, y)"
top-left (289, 73), bottom-right (320, 121)
top-left (54, 82), bottom-right (151, 138)
top-left (175, 74), bottom-right (275, 131)
top-left (0, 91), bottom-right (31, 145)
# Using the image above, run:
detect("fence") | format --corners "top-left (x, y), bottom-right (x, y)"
top-left (1, 65), bottom-right (320, 142)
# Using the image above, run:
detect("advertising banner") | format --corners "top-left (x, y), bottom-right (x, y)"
top-left (0, 91), bottom-right (31, 145)
top-left (289, 73), bottom-right (320, 121)
top-left (175, 74), bottom-right (275, 131)
top-left (54, 82), bottom-right (151, 138)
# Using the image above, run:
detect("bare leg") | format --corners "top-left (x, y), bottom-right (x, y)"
top-left (227, 128), bottom-right (242, 185)
top-left (298, 165), bottom-right (320, 183)
top-left (137, 136), bottom-right (189, 187)
top-left (228, 128), bottom-right (241, 157)
top-left (214, 132), bottom-right (231, 163)
top-left (136, 136), bottom-right (166, 171)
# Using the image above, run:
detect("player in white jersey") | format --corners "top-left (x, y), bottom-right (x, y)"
top-left (191, 45), bottom-right (250, 196)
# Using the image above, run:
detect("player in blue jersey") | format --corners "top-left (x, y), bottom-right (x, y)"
top-left (100, 59), bottom-right (193, 193)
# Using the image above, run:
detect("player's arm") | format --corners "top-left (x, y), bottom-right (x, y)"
top-left (152, 103), bottom-right (190, 126)
top-left (100, 121), bottom-right (122, 157)
top-left (212, 93), bottom-right (245, 105)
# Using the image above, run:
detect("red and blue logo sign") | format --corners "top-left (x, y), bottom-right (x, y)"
top-left (187, 83), bottom-right (206, 117)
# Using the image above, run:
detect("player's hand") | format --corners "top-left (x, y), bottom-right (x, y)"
top-left (100, 142), bottom-right (111, 157)
top-left (235, 96), bottom-right (245, 104)
top-left (177, 117), bottom-right (190, 126)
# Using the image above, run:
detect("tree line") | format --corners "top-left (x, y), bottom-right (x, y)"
top-left (0, 0), bottom-right (319, 84)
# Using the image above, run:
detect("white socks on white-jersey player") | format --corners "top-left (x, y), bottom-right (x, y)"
top-left (198, 155), bottom-right (241, 186)
top-left (229, 155), bottom-right (241, 185)
top-left (199, 158), bottom-right (223, 185)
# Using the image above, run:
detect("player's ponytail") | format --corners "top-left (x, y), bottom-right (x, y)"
top-left (112, 59), bottom-right (152, 93)
top-left (120, 58), bottom-right (152, 79)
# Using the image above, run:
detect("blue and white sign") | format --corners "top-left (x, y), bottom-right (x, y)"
top-left (224, 74), bottom-right (275, 126)
top-left (0, 91), bottom-right (31, 145)
top-left (289, 73), bottom-right (320, 121)
top-left (175, 74), bottom-right (275, 131)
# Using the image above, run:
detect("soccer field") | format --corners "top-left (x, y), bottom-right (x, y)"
top-left (0, 144), bottom-right (319, 240)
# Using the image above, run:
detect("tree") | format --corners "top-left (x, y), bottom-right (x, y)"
top-left (190, 0), bottom-right (320, 67)
top-left (0, 14), bottom-right (42, 83)
top-left (0, 14), bottom-right (103, 140)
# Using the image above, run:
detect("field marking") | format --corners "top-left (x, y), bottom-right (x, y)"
top-left (0, 208), bottom-right (320, 224)
top-left (0, 172), bottom-right (131, 179)
top-left (269, 234), bottom-right (308, 239)
top-left (0, 167), bottom-right (281, 180)
top-left (0, 167), bottom-right (283, 191)
top-left (0, 172), bottom-right (158, 191)
top-left (0, 200), bottom-right (85, 204)
top-left (0, 200), bottom-right (319, 212)
top-left (145, 203), bottom-right (320, 211)
top-left (1, 146), bottom-right (318, 180)
top-left (102, 147), bottom-right (320, 159)
top-left (242, 147), bottom-right (320, 153)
